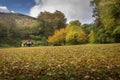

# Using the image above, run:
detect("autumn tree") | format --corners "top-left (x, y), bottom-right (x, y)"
top-left (48, 28), bottom-right (68, 45)
top-left (66, 20), bottom-right (87, 44)
top-left (88, 30), bottom-right (95, 43)
top-left (37, 10), bottom-right (66, 38)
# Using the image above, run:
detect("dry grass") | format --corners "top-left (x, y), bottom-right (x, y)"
top-left (0, 44), bottom-right (120, 80)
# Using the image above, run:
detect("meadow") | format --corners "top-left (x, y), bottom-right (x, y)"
top-left (0, 44), bottom-right (120, 80)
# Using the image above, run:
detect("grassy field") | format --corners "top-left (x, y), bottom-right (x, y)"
top-left (0, 44), bottom-right (120, 80)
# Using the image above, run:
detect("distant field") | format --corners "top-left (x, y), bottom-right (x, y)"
top-left (0, 44), bottom-right (120, 80)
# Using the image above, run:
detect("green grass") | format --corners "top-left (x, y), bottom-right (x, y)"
top-left (0, 44), bottom-right (120, 80)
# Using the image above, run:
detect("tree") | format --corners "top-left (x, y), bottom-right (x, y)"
top-left (66, 20), bottom-right (87, 44)
top-left (95, 28), bottom-right (114, 43)
top-left (99, 0), bottom-right (116, 28)
top-left (0, 20), bottom-right (8, 39)
top-left (0, 20), bottom-right (21, 46)
top-left (112, 26), bottom-right (120, 43)
top-left (88, 30), bottom-right (95, 43)
top-left (91, 0), bottom-right (101, 29)
top-left (37, 10), bottom-right (66, 38)
top-left (0, 19), bottom-right (15, 39)
top-left (91, 0), bottom-right (120, 29)
top-left (91, 0), bottom-right (120, 43)
top-left (82, 23), bottom-right (94, 35)
top-left (48, 28), bottom-right (68, 45)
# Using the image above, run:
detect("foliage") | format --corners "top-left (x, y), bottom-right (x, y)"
top-left (95, 28), bottom-right (114, 43)
top-left (0, 13), bottom-right (42, 47)
top-left (0, 20), bottom-right (21, 46)
top-left (98, 0), bottom-right (118, 28)
top-left (37, 10), bottom-right (66, 38)
top-left (48, 28), bottom-right (68, 45)
top-left (113, 26), bottom-right (120, 35)
top-left (66, 29), bottom-right (86, 44)
top-left (0, 20), bottom-right (8, 38)
top-left (0, 43), bottom-right (11, 48)
top-left (32, 35), bottom-right (43, 41)
top-left (91, 0), bottom-right (120, 29)
top-left (1, 3), bottom-right (120, 47)
top-left (47, 20), bottom-right (87, 45)
top-left (112, 26), bottom-right (120, 42)
top-left (0, 44), bottom-right (120, 79)
top-left (88, 30), bottom-right (95, 43)
top-left (91, 0), bottom-right (120, 43)
top-left (82, 23), bottom-right (94, 35)
top-left (66, 20), bottom-right (87, 44)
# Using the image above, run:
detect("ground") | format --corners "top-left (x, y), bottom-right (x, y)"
top-left (0, 44), bottom-right (120, 80)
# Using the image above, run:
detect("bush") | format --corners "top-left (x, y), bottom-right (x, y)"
top-left (0, 43), bottom-right (11, 48)
top-left (95, 28), bottom-right (114, 43)
top-left (112, 26), bottom-right (120, 43)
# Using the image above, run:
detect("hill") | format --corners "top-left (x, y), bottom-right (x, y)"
top-left (0, 12), bottom-right (38, 47)
top-left (0, 12), bottom-right (37, 27)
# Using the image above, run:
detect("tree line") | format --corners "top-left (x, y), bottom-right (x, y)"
top-left (0, 0), bottom-right (120, 47)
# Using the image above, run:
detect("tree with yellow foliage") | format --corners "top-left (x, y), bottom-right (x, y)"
top-left (66, 20), bottom-right (87, 44)
top-left (88, 30), bottom-right (95, 43)
top-left (48, 28), bottom-right (68, 45)
top-left (48, 20), bottom-right (87, 45)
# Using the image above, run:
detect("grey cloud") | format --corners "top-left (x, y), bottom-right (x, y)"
top-left (29, 0), bottom-right (93, 24)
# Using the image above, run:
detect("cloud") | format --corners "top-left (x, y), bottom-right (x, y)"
top-left (0, 6), bottom-right (9, 13)
top-left (29, 0), bottom-right (93, 24)
top-left (11, 11), bottom-right (15, 13)
top-left (0, 6), bottom-right (15, 13)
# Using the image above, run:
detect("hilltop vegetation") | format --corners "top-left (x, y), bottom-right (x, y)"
top-left (0, 12), bottom-right (36, 27)
top-left (0, 44), bottom-right (120, 80)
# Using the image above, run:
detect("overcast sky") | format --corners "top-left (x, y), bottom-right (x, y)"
top-left (0, 0), bottom-right (93, 24)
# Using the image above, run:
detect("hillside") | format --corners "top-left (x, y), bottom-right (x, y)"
top-left (0, 12), bottom-right (37, 27)
top-left (0, 12), bottom-right (38, 47)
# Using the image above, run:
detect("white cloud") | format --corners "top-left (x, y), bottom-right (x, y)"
top-left (29, 0), bottom-right (93, 24)
top-left (11, 10), bottom-right (15, 13)
top-left (0, 6), bottom-right (9, 13)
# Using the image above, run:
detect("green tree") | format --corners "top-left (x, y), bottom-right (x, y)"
top-left (99, 0), bottom-right (117, 28)
top-left (0, 20), bottom-right (8, 39)
top-left (82, 23), bottom-right (94, 35)
top-left (112, 26), bottom-right (120, 43)
top-left (91, 0), bottom-right (120, 43)
top-left (95, 28), bottom-right (114, 43)
top-left (91, 0), bottom-right (120, 29)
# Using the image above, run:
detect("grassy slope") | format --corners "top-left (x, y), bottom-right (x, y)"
top-left (0, 44), bottom-right (120, 80)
